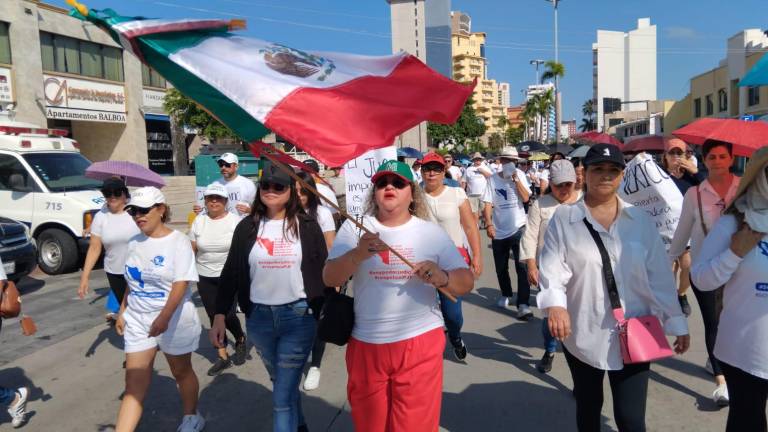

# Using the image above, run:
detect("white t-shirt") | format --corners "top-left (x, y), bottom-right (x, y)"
top-left (465, 164), bottom-right (490, 196)
top-left (248, 218), bottom-right (305, 305)
top-left (0, 257), bottom-right (6, 280)
top-left (424, 186), bottom-right (468, 248)
top-left (315, 205), bottom-right (335, 233)
top-left (447, 165), bottom-right (463, 183)
top-left (124, 230), bottom-right (199, 314)
top-left (328, 216), bottom-right (468, 344)
top-left (482, 172), bottom-right (531, 239)
top-left (214, 175), bottom-right (257, 217)
top-left (188, 213), bottom-right (241, 277)
top-left (538, 168), bottom-right (550, 184)
top-left (490, 162), bottom-right (501, 173)
top-left (316, 182), bottom-right (339, 214)
top-left (90, 208), bottom-right (141, 275)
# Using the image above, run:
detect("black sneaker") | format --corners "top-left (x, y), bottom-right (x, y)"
top-left (233, 339), bottom-right (248, 366)
top-left (207, 357), bottom-right (233, 376)
top-left (537, 352), bottom-right (555, 373)
top-left (678, 295), bottom-right (692, 317)
top-left (452, 339), bottom-right (468, 361)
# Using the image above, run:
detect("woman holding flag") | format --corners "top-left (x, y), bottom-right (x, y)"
top-left (324, 160), bottom-right (473, 431)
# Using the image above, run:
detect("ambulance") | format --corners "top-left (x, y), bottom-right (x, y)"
top-left (0, 118), bottom-right (103, 275)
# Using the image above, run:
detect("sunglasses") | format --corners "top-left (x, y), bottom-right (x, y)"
top-left (101, 189), bottom-right (125, 199)
top-left (126, 204), bottom-right (159, 217)
top-left (204, 195), bottom-right (227, 201)
top-left (259, 181), bottom-right (287, 193)
top-left (374, 176), bottom-right (409, 190)
top-left (217, 161), bottom-right (233, 168)
top-left (421, 164), bottom-right (444, 173)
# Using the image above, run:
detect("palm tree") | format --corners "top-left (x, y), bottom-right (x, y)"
top-left (522, 99), bottom-right (538, 141)
top-left (541, 60), bottom-right (565, 143)
top-left (535, 89), bottom-right (554, 142)
top-left (496, 116), bottom-right (509, 144)
top-left (582, 99), bottom-right (595, 120)
top-left (579, 117), bottom-right (596, 132)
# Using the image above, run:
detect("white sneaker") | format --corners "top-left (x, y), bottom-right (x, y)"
top-left (517, 304), bottom-right (533, 321)
top-left (713, 384), bottom-right (729, 407)
top-left (497, 296), bottom-right (510, 308)
top-left (303, 366), bottom-right (321, 391)
top-left (177, 412), bottom-right (205, 432)
top-left (705, 358), bottom-right (714, 376)
top-left (8, 387), bottom-right (27, 428)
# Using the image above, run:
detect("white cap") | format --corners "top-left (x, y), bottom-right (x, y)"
top-left (550, 160), bottom-right (577, 185)
top-left (217, 153), bottom-right (239, 164)
top-left (125, 186), bottom-right (165, 209)
top-left (203, 183), bottom-right (228, 198)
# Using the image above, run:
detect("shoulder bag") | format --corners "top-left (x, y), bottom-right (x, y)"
top-left (0, 280), bottom-right (21, 319)
top-left (583, 218), bottom-right (674, 364)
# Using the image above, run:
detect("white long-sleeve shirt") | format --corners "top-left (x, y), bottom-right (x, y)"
top-left (520, 193), bottom-right (583, 262)
top-left (691, 214), bottom-right (768, 379)
top-left (669, 177), bottom-right (740, 261)
top-left (537, 199), bottom-right (689, 370)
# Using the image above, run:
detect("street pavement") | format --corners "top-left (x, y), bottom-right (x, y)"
top-left (0, 234), bottom-right (733, 431)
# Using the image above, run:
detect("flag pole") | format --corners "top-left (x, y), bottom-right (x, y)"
top-left (254, 143), bottom-right (458, 303)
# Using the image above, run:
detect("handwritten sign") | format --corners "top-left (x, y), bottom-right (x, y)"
top-left (345, 146), bottom-right (397, 216)
top-left (619, 153), bottom-right (683, 248)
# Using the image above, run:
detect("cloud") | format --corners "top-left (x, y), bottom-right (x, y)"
top-left (665, 26), bottom-right (699, 40)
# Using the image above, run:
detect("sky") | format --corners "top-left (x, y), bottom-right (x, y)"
top-left (50, 0), bottom-right (768, 122)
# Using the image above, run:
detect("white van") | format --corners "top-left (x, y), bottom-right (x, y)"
top-left (0, 119), bottom-right (104, 274)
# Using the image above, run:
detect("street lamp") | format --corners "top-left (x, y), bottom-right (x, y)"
top-left (545, 0), bottom-right (561, 143)
top-left (529, 59), bottom-right (545, 84)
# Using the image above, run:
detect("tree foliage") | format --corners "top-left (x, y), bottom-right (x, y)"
top-left (428, 97), bottom-right (486, 147)
top-left (163, 88), bottom-right (239, 141)
top-left (505, 126), bottom-right (524, 145)
top-left (541, 60), bottom-right (565, 83)
top-left (579, 98), bottom-right (597, 132)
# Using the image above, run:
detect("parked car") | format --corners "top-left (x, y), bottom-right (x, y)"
top-left (0, 216), bottom-right (37, 283)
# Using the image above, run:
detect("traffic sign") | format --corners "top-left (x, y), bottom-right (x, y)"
top-left (741, 114), bottom-right (755, 121)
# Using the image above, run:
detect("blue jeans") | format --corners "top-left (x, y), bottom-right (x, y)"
top-left (0, 387), bottom-right (14, 405)
top-left (246, 300), bottom-right (317, 432)
top-left (439, 292), bottom-right (463, 346)
top-left (542, 317), bottom-right (557, 354)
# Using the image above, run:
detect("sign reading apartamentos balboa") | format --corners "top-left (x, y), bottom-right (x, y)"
top-left (43, 74), bottom-right (127, 123)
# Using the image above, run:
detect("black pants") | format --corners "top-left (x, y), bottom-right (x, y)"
top-left (307, 296), bottom-right (326, 368)
top-left (106, 272), bottom-right (127, 305)
top-left (564, 348), bottom-right (650, 432)
top-left (198, 275), bottom-right (245, 347)
top-left (722, 361), bottom-right (768, 432)
top-left (491, 228), bottom-right (530, 306)
top-left (690, 277), bottom-right (723, 376)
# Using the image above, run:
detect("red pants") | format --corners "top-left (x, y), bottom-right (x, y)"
top-left (346, 328), bottom-right (445, 432)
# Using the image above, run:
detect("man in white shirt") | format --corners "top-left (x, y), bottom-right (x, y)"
top-left (482, 146), bottom-right (533, 319)
top-left (444, 154), bottom-right (465, 189)
top-left (194, 153), bottom-right (257, 218)
top-left (465, 152), bottom-right (493, 226)
top-left (303, 159), bottom-right (340, 215)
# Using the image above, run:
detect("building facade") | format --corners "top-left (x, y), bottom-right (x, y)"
top-left (498, 82), bottom-right (510, 108)
top-left (592, 18), bottom-right (657, 131)
top-left (560, 119), bottom-right (576, 140)
top-left (0, 0), bottom-right (179, 174)
top-left (526, 83), bottom-right (556, 142)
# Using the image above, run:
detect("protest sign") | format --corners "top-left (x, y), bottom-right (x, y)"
top-left (345, 146), bottom-right (397, 217)
top-left (619, 153), bottom-right (684, 248)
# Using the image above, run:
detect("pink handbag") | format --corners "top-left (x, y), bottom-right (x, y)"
top-left (584, 219), bottom-right (674, 364)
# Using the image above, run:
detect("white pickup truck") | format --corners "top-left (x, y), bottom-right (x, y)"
top-left (0, 119), bottom-right (103, 274)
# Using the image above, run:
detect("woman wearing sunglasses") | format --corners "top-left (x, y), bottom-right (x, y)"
top-left (211, 160), bottom-right (331, 432)
top-left (79, 177), bottom-right (140, 313)
top-left (670, 139), bottom-right (740, 406)
top-left (188, 183), bottom-right (246, 377)
top-left (324, 160), bottom-right (474, 431)
top-left (115, 187), bottom-right (204, 432)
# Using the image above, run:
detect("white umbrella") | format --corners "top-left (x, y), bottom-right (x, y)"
top-left (568, 145), bottom-right (590, 159)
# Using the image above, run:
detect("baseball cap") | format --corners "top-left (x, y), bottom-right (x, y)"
top-left (663, 137), bottom-right (687, 153)
top-left (733, 146), bottom-right (768, 201)
top-left (498, 146), bottom-right (521, 160)
top-left (260, 159), bottom-right (293, 186)
top-left (421, 152), bottom-right (446, 167)
top-left (583, 144), bottom-right (626, 168)
top-left (203, 183), bottom-right (228, 198)
top-left (370, 160), bottom-right (414, 184)
top-left (124, 186), bottom-right (165, 210)
top-left (549, 160), bottom-right (577, 185)
top-left (471, 152), bottom-right (484, 160)
top-left (303, 159), bottom-right (320, 173)
top-left (217, 153), bottom-right (239, 165)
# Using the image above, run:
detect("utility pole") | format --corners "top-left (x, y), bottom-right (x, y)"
top-left (545, 0), bottom-right (561, 144)
top-left (529, 59), bottom-right (545, 84)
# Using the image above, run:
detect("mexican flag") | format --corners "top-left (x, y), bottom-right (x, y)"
top-left (69, 6), bottom-right (474, 166)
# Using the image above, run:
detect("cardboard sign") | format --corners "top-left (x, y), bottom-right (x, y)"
top-left (619, 153), bottom-right (684, 248)
top-left (344, 146), bottom-right (397, 217)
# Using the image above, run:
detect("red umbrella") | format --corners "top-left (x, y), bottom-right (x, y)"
top-left (575, 131), bottom-right (623, 148)
top-left (623, 135), bottom-right (665, 153)
top-left (673, 118), bottom-right (768, 157)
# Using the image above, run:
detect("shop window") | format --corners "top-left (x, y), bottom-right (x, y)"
top-left (705, 94), bottom-right (713, 115)
top-left (0, 22), bottom-right (10, 65)
top-left (718, 89), bottom-right (727, 112)
top-left (142, 64), bottom-right (166, 88)
top-left (748, 86), bottom-right (760, 106)
top-left (694, 98), bottom-right (701, 117)
top-left (39, 32), bottom-right (124, 82)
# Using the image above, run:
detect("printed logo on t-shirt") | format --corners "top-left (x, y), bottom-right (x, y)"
top-left (495, 189), bottom-right (508, 200)
top-left (126, 266), bottom-right (144, 288)
top-left (755, 283), bottom-right (768, 298)
top-left (377, 250), bottom-right (391, 265)
top-left (125, 264), bottom-right (167, 299)
top-left (257, 238), bottom-right (276, 256)
top-left (255, 236), bottom-right (298, 269)
top-left (152, 256), bottom-right (165, 267)
top-left (759, 241), bottom-right (768, 258)
top-left (369, 245), bottom-right (415, 281)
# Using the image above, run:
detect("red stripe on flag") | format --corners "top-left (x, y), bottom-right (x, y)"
top-left (264, 55), bottom-right (474, 167)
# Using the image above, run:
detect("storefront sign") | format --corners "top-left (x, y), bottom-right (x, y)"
top-left (43, 74), bottom-right (126, 123)
top-left (344, 146), bottom-right (397, 217)
top-left (146, 118), bottom-right (174, 175)
top-left (0, 67), bottom-right (13, 103)
top-left (142, 89), bottom-right (166, 110)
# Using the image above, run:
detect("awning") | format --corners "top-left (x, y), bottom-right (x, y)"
top-left (740, 52), bottom-right (768, 87)
top-left (144, 113), bottom-right (170, 121)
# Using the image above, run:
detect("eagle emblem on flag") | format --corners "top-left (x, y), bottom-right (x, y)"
top-left (259, 44), bottom-right (336, 81)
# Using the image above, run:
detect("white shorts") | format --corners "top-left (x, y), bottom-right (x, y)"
top-left (123, 301), bottom-right (201, 355)
top-left (468, 195), bottom-right (483, 213)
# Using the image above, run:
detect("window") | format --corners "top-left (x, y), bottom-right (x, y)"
top-left (0, 155), bottom-right (40, 193)
top-left (0, 22), bottom-right (10, 65)
top-left (21, 153), bottom-right (101, 192)
top-left (39, 32), bottom-right (124, 81)
top-left (694, 98), bottom-right (701, 117)
top-left (748, 86), bottom-right (760, 106)
top-left (705, 94), bottom-right (713, 115)
top-left (603, 97), bottom-right (621, 115)
top-left (718, 89), bottom-right (728, 112)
